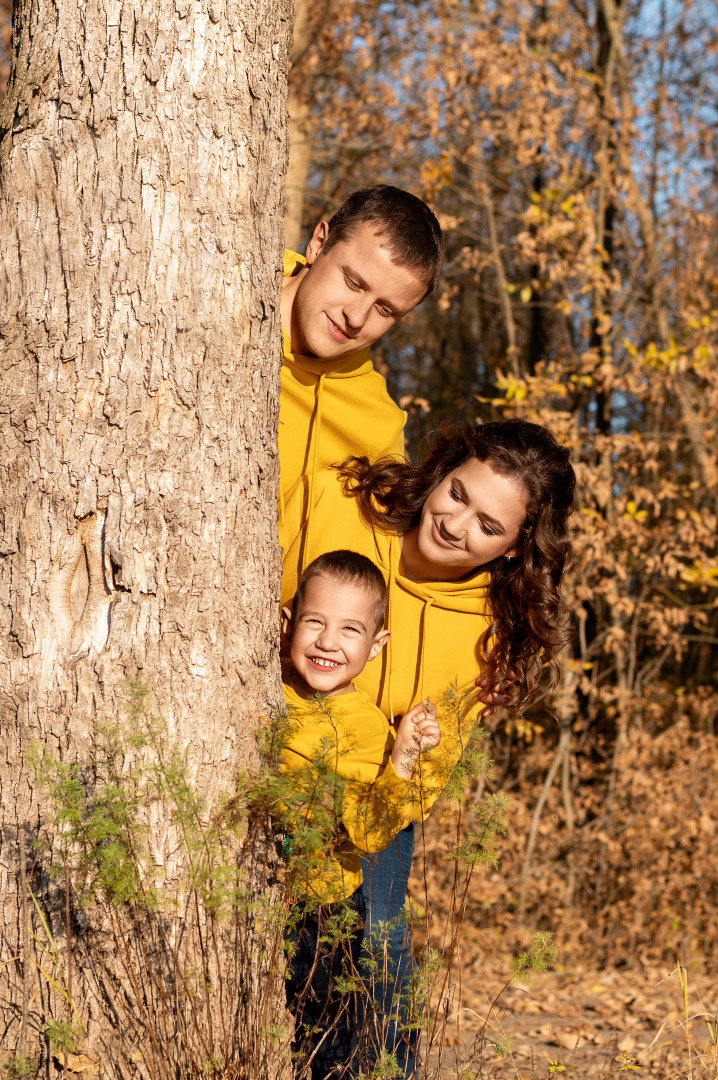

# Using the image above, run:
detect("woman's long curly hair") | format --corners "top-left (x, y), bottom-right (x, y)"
top-left (338, 418), bottom-right (577, 711)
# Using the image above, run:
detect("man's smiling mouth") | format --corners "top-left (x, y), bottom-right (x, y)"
top-left (326, 316), bottom-right (351, 342)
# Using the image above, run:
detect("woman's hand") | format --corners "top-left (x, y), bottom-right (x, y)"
top-left (475, 671), bottom-right (515, 716)
top-left (391, 699), bottom-right (440, 779)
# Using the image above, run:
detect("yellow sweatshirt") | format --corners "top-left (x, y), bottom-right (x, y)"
top-left (280, 471), bottom-right (492, 811)
top-left (281, 666), bottom-right (423, 904)
top-left (279, 251), bottom-right (406, 545)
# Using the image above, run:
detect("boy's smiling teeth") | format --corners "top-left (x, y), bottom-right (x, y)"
top-left (308, 656), bottom-right (341, 668)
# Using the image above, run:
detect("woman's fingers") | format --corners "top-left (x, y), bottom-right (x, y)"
top-left (475, 672), bottom-right (515, 710)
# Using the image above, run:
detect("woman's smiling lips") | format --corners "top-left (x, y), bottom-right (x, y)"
top-left (432, 518), bottom-right (460, 550)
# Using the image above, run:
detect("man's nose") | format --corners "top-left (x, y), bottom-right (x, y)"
top-left (343, 294), bottom-right (373, 330)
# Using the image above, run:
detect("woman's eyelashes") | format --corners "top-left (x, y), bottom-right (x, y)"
top-left (448, 485), bottom-right (497, 537)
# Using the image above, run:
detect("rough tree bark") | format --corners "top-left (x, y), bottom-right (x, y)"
top-left (0, 0), bottom-right (290, 1073)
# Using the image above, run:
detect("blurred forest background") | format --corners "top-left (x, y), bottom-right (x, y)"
top-left (2, 0), bottom-right (716, 977)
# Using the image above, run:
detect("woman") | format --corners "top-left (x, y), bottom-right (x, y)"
top-left (279, 417), bottom-right (576, 1072)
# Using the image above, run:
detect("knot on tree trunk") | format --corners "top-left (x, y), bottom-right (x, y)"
top-left (48, 512), bottom-right (113, 657)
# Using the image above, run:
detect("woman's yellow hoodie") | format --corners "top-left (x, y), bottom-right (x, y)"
top-left (281, 666), bottom-right (425, 904)
top-left (279, 471), bottom-right (492, 811)
top-left (279, 251), bottom-right (406, 528)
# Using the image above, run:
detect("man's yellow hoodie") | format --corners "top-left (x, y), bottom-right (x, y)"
top-left (279, 251), bottom-right (406, 524)
top-left (281, 666), bottom-right (424, 904)
top-left (279, 470), bottom-right (492, 811)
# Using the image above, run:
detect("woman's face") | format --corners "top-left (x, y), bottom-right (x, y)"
top-left (415, 457), bottom-right (529, 573)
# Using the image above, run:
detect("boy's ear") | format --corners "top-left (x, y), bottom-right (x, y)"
top-left (305, 220), bottom-right (329, 266)
top-left (280, 604), bottom-right (294, 639)
top-left (367, 629), bottom-right (390, 662)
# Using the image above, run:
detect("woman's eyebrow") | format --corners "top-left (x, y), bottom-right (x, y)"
top-left (453, 476), bottom-right (506, 534)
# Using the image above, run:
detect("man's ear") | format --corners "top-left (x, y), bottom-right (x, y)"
top-left (367, 629), bottom-right (390, 662)
top-left (305, 220), bottom-right (329, 266)
top-left (280, 604), bottom-right (294, 639)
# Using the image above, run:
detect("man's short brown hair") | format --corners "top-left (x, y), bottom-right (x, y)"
top-left (323, 185), bottom-right (445, 297)
top-left (293, 550), bottom-right (387, 634)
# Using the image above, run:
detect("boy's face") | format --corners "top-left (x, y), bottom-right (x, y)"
top-left (286, 221), bottom-right (427, 361)
top-left (281, 573), bottom-right (389, 697)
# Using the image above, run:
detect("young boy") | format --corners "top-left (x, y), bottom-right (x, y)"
top-left (280, 549), bottom-right (439, 1080)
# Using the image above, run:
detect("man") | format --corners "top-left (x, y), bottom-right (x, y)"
top-left (278, 185), bottom-right (445, 504)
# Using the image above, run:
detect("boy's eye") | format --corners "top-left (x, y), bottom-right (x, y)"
top-left (343, 626), bottom-right (360, 634)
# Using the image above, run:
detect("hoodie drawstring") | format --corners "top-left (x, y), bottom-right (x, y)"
top-left (387, 535), bottom-right (397, 725)
top-left (299, 374), bottom-right (325, 574)
top-left (387, 539), bottom-right (434, 719)
top-left (418, 596), bottom-right (434, 705)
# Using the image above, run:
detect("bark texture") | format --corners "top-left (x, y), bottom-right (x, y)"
top-left (0, 0), bottom-right (290, 1072)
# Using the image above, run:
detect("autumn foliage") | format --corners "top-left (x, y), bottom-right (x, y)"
top-left (288, 0), bottom-right (718, 969)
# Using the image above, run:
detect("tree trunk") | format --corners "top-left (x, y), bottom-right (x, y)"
top-left (285, 0), bottom-right (313, 250)
top-left (0, 0), bottom-right (290, 1073)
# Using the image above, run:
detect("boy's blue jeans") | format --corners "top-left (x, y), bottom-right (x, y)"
top-left (357, 823), bottom-right (417, 1076)
top-left (286, 886), bottom-right (366, 1080)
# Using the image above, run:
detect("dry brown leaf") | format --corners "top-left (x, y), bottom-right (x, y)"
top-left (551, 1025), bottom-right (593, 1049)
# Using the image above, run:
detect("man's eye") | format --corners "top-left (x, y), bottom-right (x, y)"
top-left (377, 305), bottom-right (394, 318)
top-left (344, 275), bottom-right (360, 290)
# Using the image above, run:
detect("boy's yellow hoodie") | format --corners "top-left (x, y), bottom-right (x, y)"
top-left (281, 666), bottom-right (424, 904)
top-left (279, 471), bottom-right (492, 811)
top-left (279, 251), bottom-right (406, 538)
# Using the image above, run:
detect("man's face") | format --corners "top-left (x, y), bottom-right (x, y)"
top-left (288, 222), bottom-right (427, 360)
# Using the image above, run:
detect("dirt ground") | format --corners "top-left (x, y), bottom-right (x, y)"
top-left (424, 956), bottom-right (718, 1079)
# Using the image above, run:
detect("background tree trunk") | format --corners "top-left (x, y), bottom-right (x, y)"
top-left (285, 0), bottom-right (312, 251)
top-left (0, 0), bottom-right (290, 1072)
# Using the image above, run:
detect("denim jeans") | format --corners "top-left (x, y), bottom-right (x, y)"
top-left (286, 887), bottom-right (366, 1080)
top-left (357, 823), bottom-right (417, 1076)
